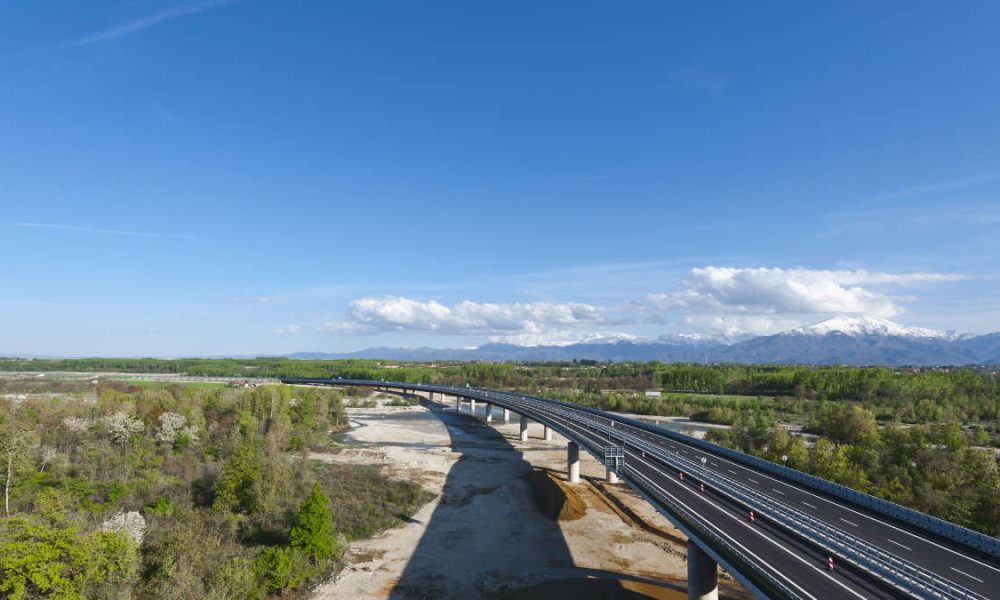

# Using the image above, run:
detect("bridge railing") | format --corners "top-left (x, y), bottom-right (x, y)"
top-left (496, 386), bottom-right (1000, 560)
top-left (610, 421), bottom-right (985, 600)
top-left (284, 379), bottom-right (1000, 559)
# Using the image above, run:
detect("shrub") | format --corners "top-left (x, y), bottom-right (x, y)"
top-left (290, 483), bottom-right (335, 561)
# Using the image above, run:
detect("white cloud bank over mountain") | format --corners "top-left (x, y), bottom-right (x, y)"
top-left (316, 296), bottom-right (632, 345)
top-left (644, 266), bottom-right (966, 336)
top-left (312, 267), bottom-right (967, 346)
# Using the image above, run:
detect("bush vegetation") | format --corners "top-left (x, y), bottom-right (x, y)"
top-left (0, 382), bottom-right (430, 598)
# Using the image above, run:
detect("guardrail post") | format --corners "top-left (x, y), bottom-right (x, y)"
top-left (687, 540), bottom-right (719, 600)
top-left (568, 442), bottom-right (580, 484)
top-left (519, 415), bottom-right (529, 442)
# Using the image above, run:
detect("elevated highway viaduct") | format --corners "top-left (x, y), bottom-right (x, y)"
top-left (283, 378), bottom-right (1000, 600)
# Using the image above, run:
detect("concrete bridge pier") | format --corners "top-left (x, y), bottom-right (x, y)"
top-left (567, 442), bottom-right (580, 483)
top-left (606, 468), bottom-right (619, 484)
top-left (469, 398), bottom-right (476, 416)
top-left (502, 408), bottom-right (510, 423)
top-left (543, 425), bottom-right (553, 441)
top-left (687, 541), bottom-right (719, 600)
top-left (455, 395), bottom-right (460, 411)
top-left (484, 404), bottom-right (493, 422)
top-left (519, 415), bottom-right (529, 442)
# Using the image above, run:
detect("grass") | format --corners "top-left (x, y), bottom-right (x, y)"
top-left (311, 462), bottom-right (434, 540)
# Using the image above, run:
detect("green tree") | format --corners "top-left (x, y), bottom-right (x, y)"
top-left (213, 441), bottom-right (263, 514)
top-left (290, 483), bottom-right (335, 561)
top-left (0, 416), bottom-right (38, 517)
top-left (0, 517), bottom-right (137, 600)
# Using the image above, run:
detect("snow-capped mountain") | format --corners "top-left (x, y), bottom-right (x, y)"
top-left (289, 317), bottom-right (1000, 366)
top-left (782, 316), bottom-right (957, 340)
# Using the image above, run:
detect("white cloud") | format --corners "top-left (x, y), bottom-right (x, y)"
top-left (227, 296), bottom-right (274, 304)
top-left (52, 0), bottom-right (233, 50)
top-left (682, 315), bottom-right (803, 337)
top-left (14, 221), bottom-right (211, 241)
top-left (641, 266), bottom-right (967, 336)
top-left (317, 296), bottom-right (611, 344)
top-left (273, 324), bottom-right (300, 334)
top-left (488, 326), bottom-right (638, 347)
top-left (647, 267), bottom-right (965, 319)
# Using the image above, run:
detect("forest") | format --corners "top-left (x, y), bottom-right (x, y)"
top-left (0, 381), bottom-right (429, 599)
top-left (3, 358), bottom-right (999, 549)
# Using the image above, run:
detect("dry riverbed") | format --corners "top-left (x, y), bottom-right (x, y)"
top-left (308, 397), bottom-right (752, 600)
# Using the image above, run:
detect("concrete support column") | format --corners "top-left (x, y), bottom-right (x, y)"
top-left (543, 426), bottom-right (553, 441)
top-left (469, 398), bottom-right (476, 417)
top-left (484, 404), bottom-right (493, 422)
top-left (687, 541), bottom-right (719, 600)
top-left (606, 468), bottom-right (619, 484)
top-left (567, 442), bottom-right (580, 483)
top-left (503, 408), bottom-right (510, 423)
top-left (519, 415), bottom-right (529, 442)
top-left (455, 395), bottom-right (460, 411)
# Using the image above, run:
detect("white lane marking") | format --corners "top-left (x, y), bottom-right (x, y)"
top-left (535, 403), bottom-right (1000, 581)
top-left (633, 426), bottom-right (1000, 577)
top-left (711, 462), bottom-right (719, 466)
top-left (839, 518), bottom-right (859, 527)
top-left (626, 453), bottom-right (866, 600)
top-left (727, 469), bottom-right (738, 475)
top-left (802, 501), bottom-right (817, 509)
top-left (950, 567), bottom-right (984, 583)
top-left (772, 488), bottom-right (785, 495)
top-left (747, 478), bottom-right (759, 484)
top-left (887, 539), bottom-right (911, 551)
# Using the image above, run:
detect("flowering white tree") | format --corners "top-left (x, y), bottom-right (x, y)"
top-left (39, 446), bottom-right (56, 473)
top-left (106, 413), bottom-right (144, 447)
top-left (155, 413), bottom-right (185, 444)
top-left (62, 416), bottom-right (93, 432)
top-left (155, 413), bottom-right (199, 446)
top-left (101, 510), bottom-right (146, 546)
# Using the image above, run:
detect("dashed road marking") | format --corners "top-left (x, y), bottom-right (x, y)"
top-left (950, 567), bottom-right (984, 583)
top-left (887, 539), bottom-right (911, 551)
top-left (839, 518), bottom-right (859, 527)
top-left (802, 501), bottom-right (817, 509)
top-left (727, 469), bottom-right (738, 475)
top-left (748, 478), bottom-right (759, 484)
top-left (772, 488), bottom-right (785, 495)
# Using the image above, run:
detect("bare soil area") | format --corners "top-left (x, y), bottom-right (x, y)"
top-left (308, 398), bottom-right (752, 600)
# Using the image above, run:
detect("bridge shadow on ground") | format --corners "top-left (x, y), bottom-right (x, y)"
top-left (390, 399), bottom-right (682, 600)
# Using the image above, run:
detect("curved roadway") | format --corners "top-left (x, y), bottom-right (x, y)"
top-left (284, 378), bottom-right (1000, 599)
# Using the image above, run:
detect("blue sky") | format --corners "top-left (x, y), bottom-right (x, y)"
top-left (1, 1), bottom-right (998, 356)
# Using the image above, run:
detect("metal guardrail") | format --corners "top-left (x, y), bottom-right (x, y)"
top-left (597, 417), bottom-right (986, 600)
top-left (286, 379), bottom-right (1000, 588)
top-left (486, 385), bottom-right (1000, 560)
top-left (512, 397), bottom-right (993, 599)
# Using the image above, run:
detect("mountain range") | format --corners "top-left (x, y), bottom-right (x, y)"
top-left (289, 317), bottom-right (1000, 366)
